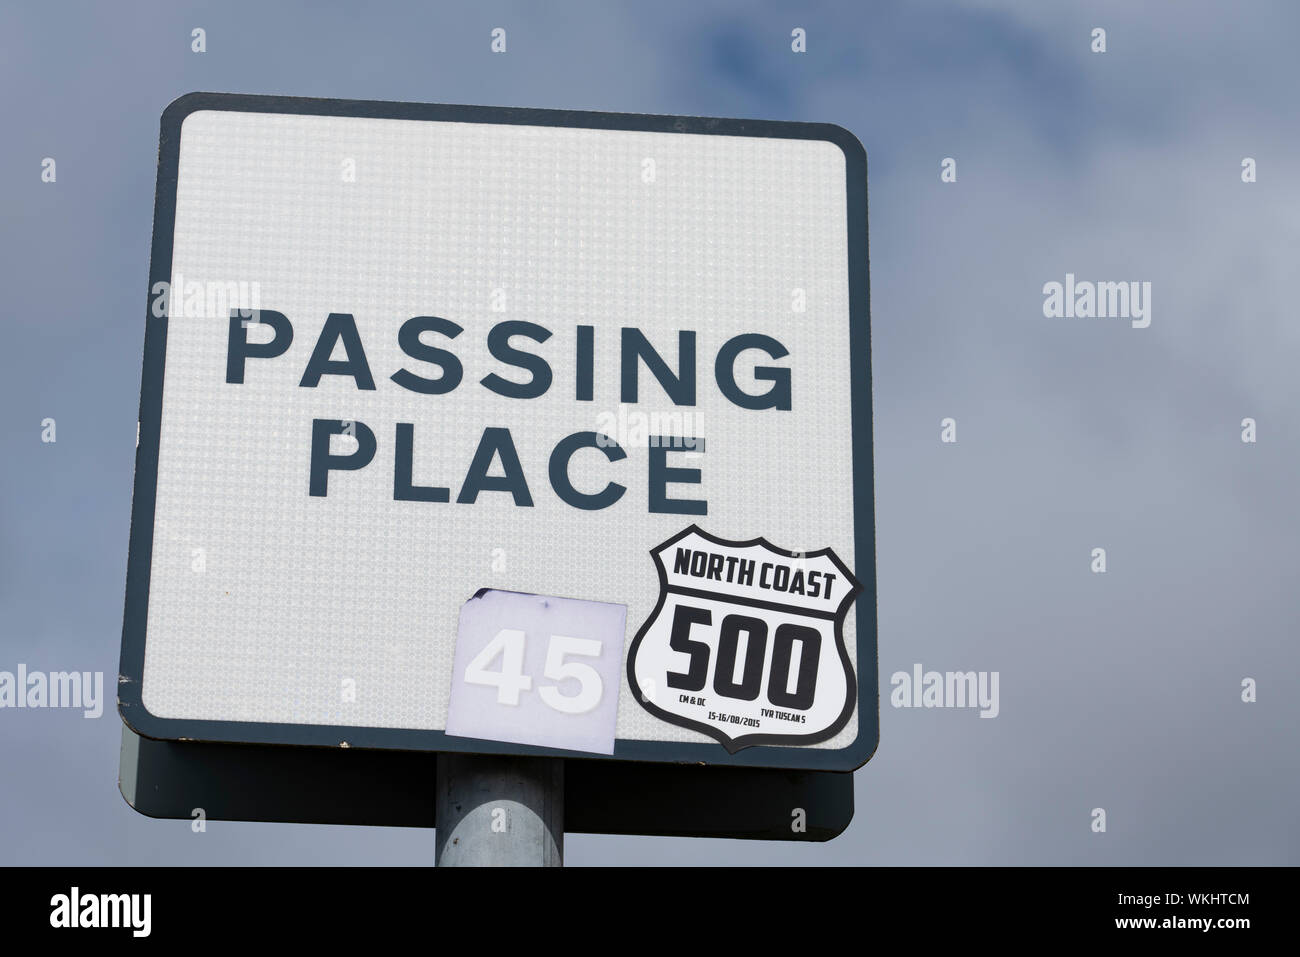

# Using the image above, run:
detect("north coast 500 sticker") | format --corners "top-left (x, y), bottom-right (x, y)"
top-left (628, 526), bottom-right (861, 752)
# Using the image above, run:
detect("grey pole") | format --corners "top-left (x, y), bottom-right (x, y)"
top-left (435, 753), bottom-right (564, 866)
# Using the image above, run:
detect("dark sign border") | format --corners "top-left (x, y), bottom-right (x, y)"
top-left (119, 92), bottom-right (877, 772)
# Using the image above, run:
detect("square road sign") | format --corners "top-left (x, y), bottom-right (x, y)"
top-left (119, 93), bottom-right (875, 771)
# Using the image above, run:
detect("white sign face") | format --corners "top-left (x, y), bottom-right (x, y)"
top-left (120, 94), bottom-right (876, 770)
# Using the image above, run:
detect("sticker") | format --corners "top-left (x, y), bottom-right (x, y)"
top-left (628, 526), bottom-right (861, 753)
top-left (445, 589), bottom-right (627, 755)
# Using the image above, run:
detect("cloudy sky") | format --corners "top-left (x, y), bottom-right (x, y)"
top-left (2, 0), bottom-right (1296, 865)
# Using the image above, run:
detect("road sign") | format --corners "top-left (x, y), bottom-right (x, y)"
top-left (120, 93), bottom-right (876, 772)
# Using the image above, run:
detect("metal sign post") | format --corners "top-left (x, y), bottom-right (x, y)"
top-left (435, 754), bottom-right (564, 866)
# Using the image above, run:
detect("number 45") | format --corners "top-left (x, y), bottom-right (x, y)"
top-left (464, 629), bottom-right (604, 714)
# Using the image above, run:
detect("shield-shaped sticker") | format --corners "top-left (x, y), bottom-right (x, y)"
top-left (628, 526), bottom-right (861, 753)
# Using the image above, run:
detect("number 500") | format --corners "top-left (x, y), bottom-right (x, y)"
top-left (665, 604), bottom-right (820, 710)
